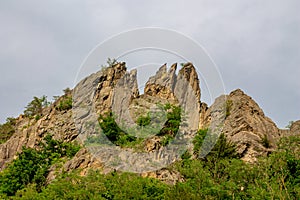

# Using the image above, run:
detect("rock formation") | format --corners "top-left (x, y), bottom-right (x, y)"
top-left (201, 89), bottom-right (290, 162)
top-left (0, 61), bottom-right (299, 183)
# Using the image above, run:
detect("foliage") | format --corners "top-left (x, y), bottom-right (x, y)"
top-left (159, 103), bottom-right (181, 136)
top-left (56, 88), bottom-right (73, 111)
top-left (24, 96), bottom-right (49, 119)
top-left (14, 171), bottom-right (168, 200)
top-left (106, 58), bottom-right (117, 67)
top-left (2, 134), bottom-right (300, 199)
top-left (193, 129), bottom-right (238, 160)
top-left (0, 135), bottom-right (80, 196)
top-left (261, 134), bottom-right (271, 148)
top-left (167, 134), bottom-right (300, 199)
top-left (286, 120), bottom-right (294, 129)
top-left (192, 128), bottom-right (208, 155)
top-left (136, 114), bottom-right (151, 127)
top-left (63, 87), bottom-right (71, 95)
top-left (98, 112), bottom-right (136, 147)
top-left (160, 135), bottom-right (174, 146)
top-left (93, 103), bottom-right (182, 148)
top-left (0, 117), bottom-right (16, 144)
top-left (225, 99), bottom-right (233, 118)
top-left (100, 58), bottom-right (118, 71)
top-left (56, 96), bottom-right (72, 111)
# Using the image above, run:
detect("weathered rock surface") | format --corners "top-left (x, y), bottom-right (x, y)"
top-left (141, 168), bottom-right (184, 185)
top-left (0, 92), bottom-right (79, 170)
top-left (144, 63), bottom-right (177, 101)
top-left (1, 61), bottom-right (299, 185)
top-left (144, 62), bottom-right (202, 130)
top-left (290, 120), bottom-right (300, 135)
top-left (202, 89), bottom-right (281, 162)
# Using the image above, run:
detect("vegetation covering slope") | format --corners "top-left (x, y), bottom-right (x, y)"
top-left (1, 130), bottom-right (299, 199)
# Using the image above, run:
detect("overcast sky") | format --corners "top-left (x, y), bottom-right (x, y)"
top-left (0, 0), bottom-right (299, 128)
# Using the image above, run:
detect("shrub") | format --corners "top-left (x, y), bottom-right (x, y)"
top-left (192, 129), bottom-right (208, 155)
top-left (98, 112), bottom-right (136, 147)
top-left (57, 96), bottom-right (72, 111)
top-left (17, 171), bottom-right (169, 200)
top-left (225, 99), bottom-right (233, 118)
top-left (261, 134), bottom-right (271, 148)
top-left (193, 129), bottom-right (239, 164)
top-left (0, 135), bottom-right (80, 196)
top-left (24, 96), bottom-right (49, 118)
top-left (0, 117), bottom-right (16, 144)
top-left (157, 104), bottom-right (181, 139)
top-left (5, 135), bottom-right (300, 199)
top-left (137, 114), bottom-right (151, 127)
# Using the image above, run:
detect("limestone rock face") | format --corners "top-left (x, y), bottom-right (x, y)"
top-left (0, 98), bottom-right (77, 170)
top-left (112, 69), bottom-right (139, 127)
top-left (91, 62), bottom-right (127, 115)
top-left (1, 60), bottom-right (299, 185)
top-left (141, 168), bottom-right (184, 185)
top-left (290, 120), bottom-right (300, 135)
top-left (144, 63), bottom-right (202, 130)
top-left (202, 89), bottom-right (281, 162)
top-left (174, 63), bottom-right (201, 131)
top-left (144, 63), bottom-right (177, 100)
top-left (144, 136), bottom-right (161, 152)
top-left (177, 63), bottom-right (201, 101)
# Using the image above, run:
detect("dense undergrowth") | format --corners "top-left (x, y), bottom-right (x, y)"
top-left (0, 117), bottom-right (16, 144)
top-left (0, 135), bottom-right (80, 197)
top-left (85, 103), bottom-right (181, 149)
top-left (1, 130), bottom-right (299, 199)
top-left (1, 96), bottom-right (299, 199)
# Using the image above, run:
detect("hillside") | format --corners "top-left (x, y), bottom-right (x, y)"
top-left (0, 61), bottom-right (299, 199)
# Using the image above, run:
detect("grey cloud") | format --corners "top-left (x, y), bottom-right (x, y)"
top-left (0, 0), bottom-right (299, 128)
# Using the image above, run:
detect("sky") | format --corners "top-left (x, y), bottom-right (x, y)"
top-left (0, 0), bottom-right (299, 128)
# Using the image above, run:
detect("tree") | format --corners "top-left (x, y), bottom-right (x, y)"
top-left (24, 96), bottom-right (49, 118)
top-left (0, 135), bottom-right (80, 196)
top-left (285, 121), bottom-right (294, 129)
top-left (0, 117), bottom-right (16, 144)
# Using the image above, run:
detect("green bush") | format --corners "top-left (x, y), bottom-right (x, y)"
top-left (158, 103), bottom-right (181, 137)
top-left (137, 114), bottom-right (151, 127)
top-left (3, 135), bottom-right (300, 199)
top-left (192, 128), bottom-right (208, 155)
top-left (56, 96), bottom-right (72, 111)
top-left (0, 117), bottom-right (16, 144)
top-left (98, 112), bottom-right (137, 147)
top-left (93, 104), bottom-right (182, 148)
top-left (24, 96), bottom-right (49, 118)
top-left (225, 99), bottom-right (233, 118)
top-left (193, 129), bottom-right (238, 161)
top-left (16, 171), bottom-right (168, 200)
top-left (0, 135), bottom-right (80, 196)
top-left (261, 134), bottom-right (271, 148)
top-left (169, 135), bottom-right (300, 199)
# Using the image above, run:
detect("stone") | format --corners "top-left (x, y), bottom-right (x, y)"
top-left (202, 89), bottom-right (280, 162)
top-left (1, 60), bottom-right (299, 186)
top-left (144, 63), bottom-right (177, 100)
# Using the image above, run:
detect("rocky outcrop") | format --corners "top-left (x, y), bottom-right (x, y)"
top-left (1, 60), bottom-right (299, 184)
top-left (202, 89), bottom-right (281, 162)
top-left (144, 63), bottom-right (177, 101)
top-left (290, 120), bottom-right (300, 135)
top-left (144, 62), bottom-right (202, 130)
top-left (90, 62), bottom-right (127, 116)
top-left (141, 168), bottom-right (184, 185)
top-left (176, 63), bottom-right (201, 101)
top-left (0, 96), bottom-right (78, 170)
top-left (174, 63), bottom-right (201, 131)
top-left (70, 62), bottom-right (203, 175)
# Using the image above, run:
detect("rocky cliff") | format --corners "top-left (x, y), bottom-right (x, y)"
top-left (0, 62), bottom-right (299, 182)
